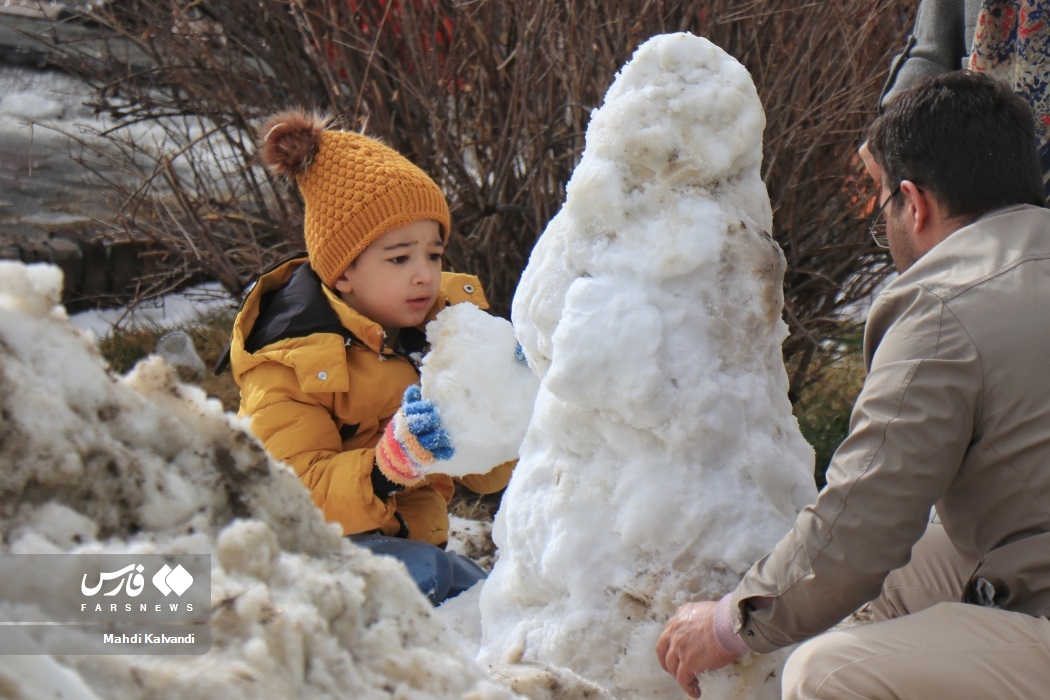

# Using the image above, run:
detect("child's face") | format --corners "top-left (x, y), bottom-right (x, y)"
top-left (333, 219), bottom-right (444, 335)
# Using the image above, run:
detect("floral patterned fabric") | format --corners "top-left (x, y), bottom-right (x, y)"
top-left (970, 1), bottom-right (1050, 197)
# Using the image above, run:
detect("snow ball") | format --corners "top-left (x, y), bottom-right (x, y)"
top-left (420, 303), bottom-right (539, 477)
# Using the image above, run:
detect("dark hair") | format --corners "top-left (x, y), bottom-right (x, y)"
top-left (867, 70), bottom-right (1045, 219)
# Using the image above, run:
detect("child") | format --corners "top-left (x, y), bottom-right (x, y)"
top-left (225, 110), bottom-right (513, 604)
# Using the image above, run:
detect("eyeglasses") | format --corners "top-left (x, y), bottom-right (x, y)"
top-left (868, 185), bottom-right (900, 249)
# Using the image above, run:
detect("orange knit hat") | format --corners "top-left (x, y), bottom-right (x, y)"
top-left (258, 110), bottom-right (451, 287)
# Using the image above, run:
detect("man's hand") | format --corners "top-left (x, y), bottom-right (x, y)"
top-left (656, 601), bottom-right (739, 698)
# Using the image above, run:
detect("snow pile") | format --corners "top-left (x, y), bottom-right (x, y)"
top-left (420, 303), bottom-right (540, 477)
top-left (477, 33), bottom-right (817, 699)
top-left (0, 261), bottom-right (518, 700)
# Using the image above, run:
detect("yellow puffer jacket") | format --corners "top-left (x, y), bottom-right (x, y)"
top-left (228, 257), bottom-right (513, 546)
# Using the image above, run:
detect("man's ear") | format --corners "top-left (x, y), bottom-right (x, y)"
top-left (899, 180), bottom-right (931, 235)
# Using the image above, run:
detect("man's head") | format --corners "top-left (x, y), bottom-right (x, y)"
top-left (866, 70), bottom-right (1044, 224)
top-left (258, 109), bottom-right (451, 288)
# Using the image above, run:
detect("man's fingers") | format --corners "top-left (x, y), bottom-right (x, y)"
top-left (658, 600), bottom-right (730, 695)
top-left (664, 650), bottom-right (679, 678)
top-left (655, 625), bottom-right (680, 671)
top-left (655, 627), bottom-right (671, 671)
top-left (676, 669), bottom-right (701, 699)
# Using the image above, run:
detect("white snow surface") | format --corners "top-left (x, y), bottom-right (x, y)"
top-left (0, 261), bottom-right (519, 700)
top-left (470, 33), bottom-right (817, 699)
top-left (69, 281), bottom-right (236, 339)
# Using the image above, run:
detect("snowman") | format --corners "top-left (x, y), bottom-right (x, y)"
top-left (422, 32), bottom-right (817, 699)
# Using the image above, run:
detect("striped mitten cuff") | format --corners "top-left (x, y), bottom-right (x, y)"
top-left (374, 385), bottom-right (455, 488)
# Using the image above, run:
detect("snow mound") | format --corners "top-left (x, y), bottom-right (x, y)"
top-left (0, 261), bottom-right (519, 700)
top-left (489, 663), bottom-right (615, 700)
top-left (481, 32), bottom-right (817, 699)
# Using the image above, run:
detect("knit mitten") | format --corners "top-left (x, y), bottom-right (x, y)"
top-left (375, 385), bottom-right (455, 488)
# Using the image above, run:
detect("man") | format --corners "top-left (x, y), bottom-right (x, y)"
top-left (657, 70), bottom-right (1050, 699)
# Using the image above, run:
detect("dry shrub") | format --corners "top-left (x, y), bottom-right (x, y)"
top-left (95, 309), bottom-right (242, 411)
top-left (46, 0), bottom-right (912, 397)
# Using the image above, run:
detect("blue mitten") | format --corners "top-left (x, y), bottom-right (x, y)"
top-left (375, 385), bottom-right (455, 488)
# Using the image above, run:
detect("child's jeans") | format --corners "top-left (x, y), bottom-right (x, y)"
top-left (349, 533), bottom-right (487, 605)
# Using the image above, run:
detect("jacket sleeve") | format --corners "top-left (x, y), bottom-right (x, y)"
top-left (239, 360), bottom-right (396, 536)
top-left (730, 283), bottom-right (980, 652)
top-left (457, 459), bottom-right (516, 494)
top-left (879, 0), bottom-right (970, 109)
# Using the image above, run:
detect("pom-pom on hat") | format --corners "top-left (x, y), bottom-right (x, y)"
top-left (259, 109), bottom-right (451, 287)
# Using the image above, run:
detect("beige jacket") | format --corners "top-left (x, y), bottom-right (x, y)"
top-left (732, 205), bottom-right (1050, 653)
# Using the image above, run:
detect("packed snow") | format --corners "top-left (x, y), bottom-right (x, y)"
top-left (431, 33), bottom-right (816, 699)
top-left (2, 31), bottom-right (820, 700)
